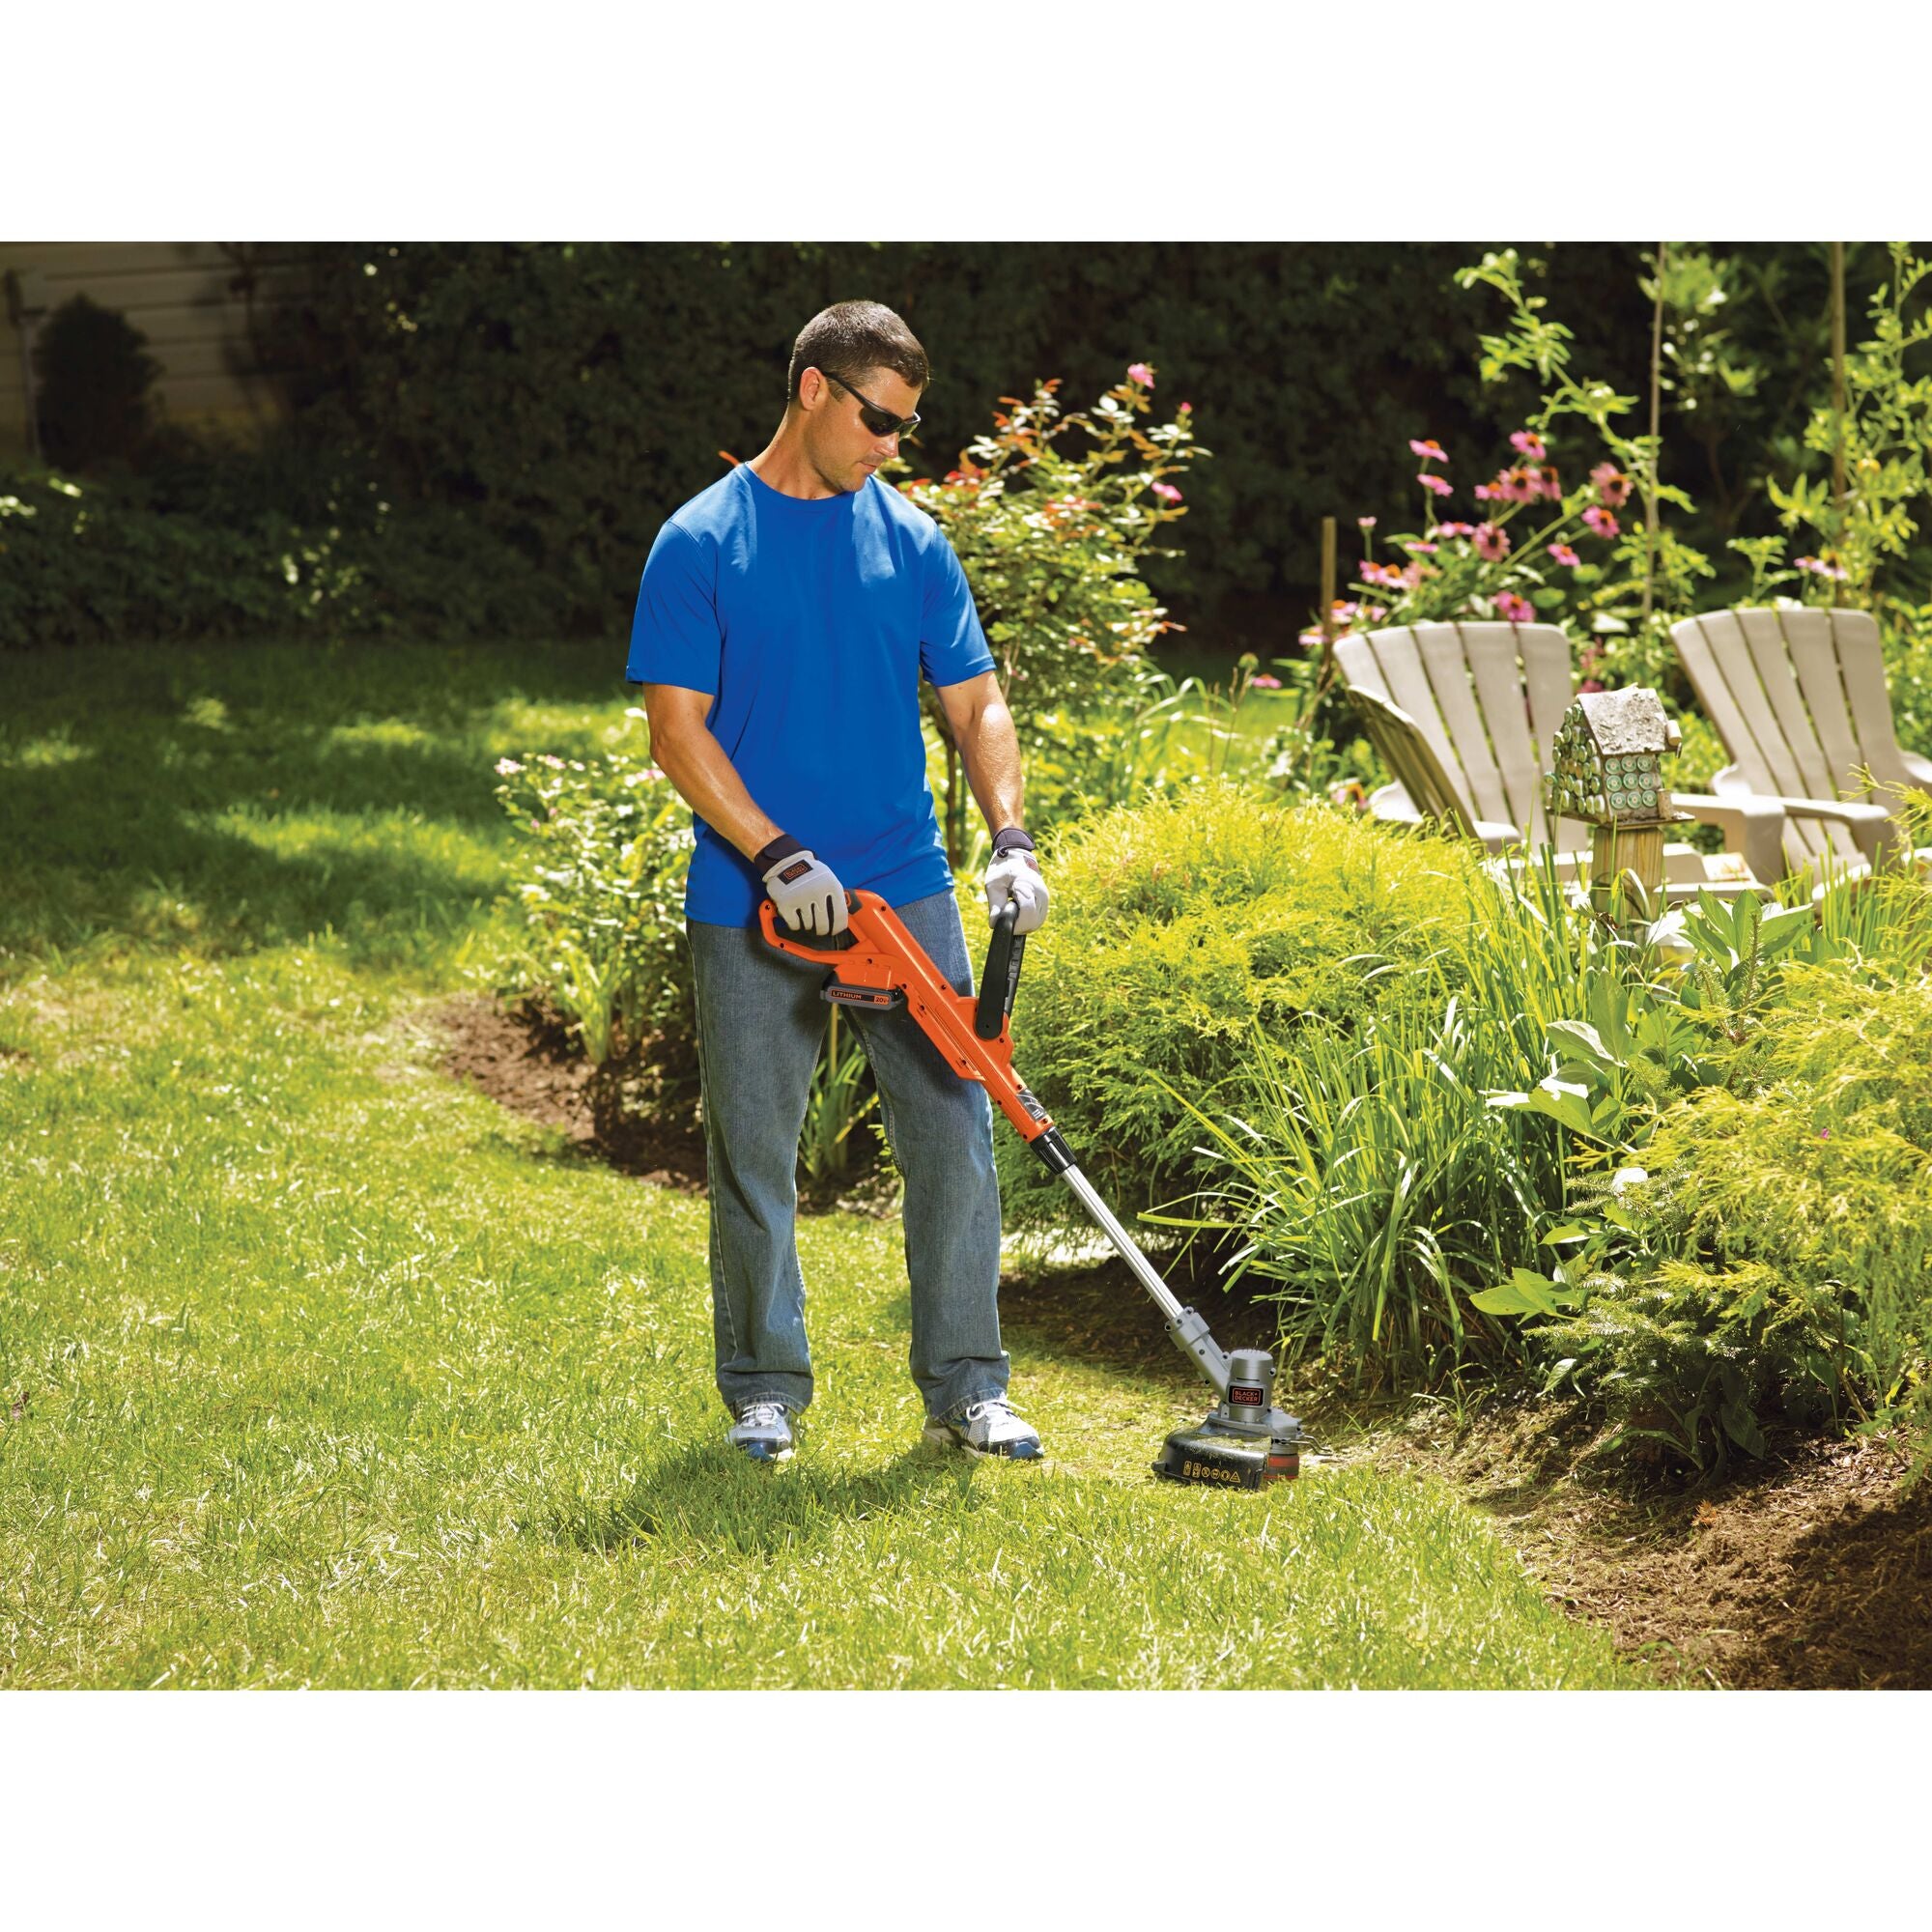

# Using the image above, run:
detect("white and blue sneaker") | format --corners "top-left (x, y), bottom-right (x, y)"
top-left (727, 1400), bottom-right (794, 1463)
top-left (923, 1396), bottom-right (1043, 1461)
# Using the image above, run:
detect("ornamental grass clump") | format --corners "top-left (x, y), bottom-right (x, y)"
top-left (993, 781), bottom-right (1490, 1235)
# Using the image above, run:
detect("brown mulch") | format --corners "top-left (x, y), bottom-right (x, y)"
top-left (416, 992), bottom-right (899, 1215)
top-left (1373, 1406), bottom-right (1932, 1690)
top-left (420, 993), bottom-right (710, 1192)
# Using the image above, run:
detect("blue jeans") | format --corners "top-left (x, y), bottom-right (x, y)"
top-left (686, 889), bottom-right (1009, 1425)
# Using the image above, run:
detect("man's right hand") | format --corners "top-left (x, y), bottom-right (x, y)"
top-left (757, 836), bottom-right (849, 937)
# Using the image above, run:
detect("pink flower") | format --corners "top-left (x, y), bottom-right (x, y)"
top-left (496, 757), bottom-right (525, 776)
top-left (1177, 401), bottom-right (1192, 413)
top-left (1510, 429), bottom-right (1548, 460)
top-left (1547, 542), bottom-right (1581, 567)
top-left (1418, 472), bottom-right (1453, 497)
top-left (1404, 540), bottom-right (1439, 554)
top-left (1358, 515), bottom-right (1377, 529)
top-left (1409, 438), bottom-right (1449, 463)
top-left (1590, 462), bottom-right (1632, 508)
top-left (1250, 673), bottom-right (1283, 689)
top-left (1432, 522), bottom-right (1477, 539)
top-left (1582, 505), bottom-right (1620, 540)
top-left (1298, 626), bottom-right (1326, 647)
top-left (1151, 481), bottom-right (1182, 503)
top-left (1494, 590), bottom-right (1535, 623)
top-left (1578, 678), bottom-right (1606, 695)
top-left (1535, 465), bottom-right (1563, 500)
top-left (1795, 555), bottom-right (1850, 581)
top-left (1127, 362), bottom-right (1154, 386)
top-left (1474, 523), bottom-right (1510, 561)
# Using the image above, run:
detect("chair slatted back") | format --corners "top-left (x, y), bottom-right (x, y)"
top-left (1334, 621), bottom-right (1584, 848)
top-left (1670, 607), bottom-right (1913, 870)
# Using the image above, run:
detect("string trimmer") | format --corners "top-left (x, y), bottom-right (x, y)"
top-left (759, 889), bottom-right (1303, 1489)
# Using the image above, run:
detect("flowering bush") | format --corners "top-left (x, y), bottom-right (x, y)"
top-left (891, 365), bottom-right (1209, 859)
top-left (893, 365), bottom-right (1207, 719)
top-left (1300, 250), bottom-right (1716, 693)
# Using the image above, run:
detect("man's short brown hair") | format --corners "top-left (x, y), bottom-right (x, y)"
top-left (787, 300), bottom-right (929, 403)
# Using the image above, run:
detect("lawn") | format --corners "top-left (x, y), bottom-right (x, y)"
top-left (0, 637), bottom-right (1644, 1689)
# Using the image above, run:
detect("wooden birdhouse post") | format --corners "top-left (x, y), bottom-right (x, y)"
top-left (1544, 688), bottom-right (1687, 918)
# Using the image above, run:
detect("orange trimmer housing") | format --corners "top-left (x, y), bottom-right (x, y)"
top-left (757, 890), bottom-right (1056, 1149)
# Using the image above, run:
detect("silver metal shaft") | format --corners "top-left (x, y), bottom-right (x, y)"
top-left (1059, 1162), bottom-right (1188, 1325)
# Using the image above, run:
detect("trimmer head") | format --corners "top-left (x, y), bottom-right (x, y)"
top-left (1151, 1347), bottom-right (1302, 1489)
top-left (1153, 1424), bottom-right (1301, 1490)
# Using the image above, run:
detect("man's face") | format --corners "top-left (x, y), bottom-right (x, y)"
top-left (800, 364), bottom-right (923, 495)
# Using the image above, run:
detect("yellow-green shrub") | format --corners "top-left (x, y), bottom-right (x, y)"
top-left (998, 781), bottom-right (1489, 1232)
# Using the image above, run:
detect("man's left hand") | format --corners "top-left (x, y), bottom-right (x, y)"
top-left (984, 827), bottom-right (1049, 936)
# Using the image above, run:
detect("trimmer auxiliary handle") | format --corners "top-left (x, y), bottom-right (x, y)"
top-left (758, 890), bottom-right (1301, 1487)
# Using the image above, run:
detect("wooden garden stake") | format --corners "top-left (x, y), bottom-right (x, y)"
top-left (1318, 515), bottom-right (1337, 689)
top-left (1831, 240), bottom-right (1847, 609)
top-left (1642, 242), bottom-right (1667, 628)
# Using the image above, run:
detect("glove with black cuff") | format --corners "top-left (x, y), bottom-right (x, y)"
top-left (758, 835), bottom-right (849, 937)
top-left (983, 826), bottom-right (1049, 936)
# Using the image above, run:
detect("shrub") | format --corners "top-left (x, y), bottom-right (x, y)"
top-left (0, 459), bottom-right (561, 650)
top-left (995, 781), bottom-right (1490, 1235)
top-left (491, 733), bottom-right (696, 1071)
top-left (31, 295), bottom-right (161, 472)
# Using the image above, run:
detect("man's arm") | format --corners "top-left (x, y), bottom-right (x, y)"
top-left (639, 683), bottom-right (785, 860)
top-left (935, 669), bottom-right (1025, 836)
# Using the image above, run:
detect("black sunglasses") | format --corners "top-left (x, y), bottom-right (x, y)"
top-left (823, 371), bottom-right (921, 440)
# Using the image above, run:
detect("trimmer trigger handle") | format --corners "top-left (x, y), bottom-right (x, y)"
top-left (975, 896), bottom-right (1024, 1041)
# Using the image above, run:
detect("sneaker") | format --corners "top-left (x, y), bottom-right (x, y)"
top-left (727, 1400), bottom-right (794, 1462)
top-left (923, 1396), bottom-right (1043, 1461)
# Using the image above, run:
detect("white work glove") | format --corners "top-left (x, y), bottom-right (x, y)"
top-left (758, 836), bottom-right (849, 938)
top-left (983, 828), bottom-right (1049, 936)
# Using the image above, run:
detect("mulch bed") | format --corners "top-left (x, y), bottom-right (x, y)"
top-left (1375, 1408), bottom-right (1932, 1690)
top-left (422, 993), bottom-right (709, 1192)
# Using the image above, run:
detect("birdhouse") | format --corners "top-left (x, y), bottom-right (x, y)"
top-left (1544, 687), bottom-right (1688, 917)
top-left (1545, 687), bottom-right (1685, 827)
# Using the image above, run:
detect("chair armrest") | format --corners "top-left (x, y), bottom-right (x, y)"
top-left (1899, 750), bottom-right (1932, 787)
top-left (1747, 792), bottom-right (1897, 867)
top-left (1669, 791), bottom-right (1786, 887)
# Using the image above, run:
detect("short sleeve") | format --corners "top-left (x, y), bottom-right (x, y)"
top-left (918, 532), bottom-right (997, 689)
top-left (626, 521), bottom-right (720, 693)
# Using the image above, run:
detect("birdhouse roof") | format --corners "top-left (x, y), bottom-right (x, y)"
top-left (1572, 687), bottom-right (1671, 755)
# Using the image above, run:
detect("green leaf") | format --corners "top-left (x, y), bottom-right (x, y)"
top-left (1471, 1268), bottom-right (1570, 1319)
top-left (1524, 1076), bottom-right (1597, 1139)
top-left (1719, 1396), bottom-right (1768, 1459)
top-left (1547, 1018), bottom-right (1616, 1073)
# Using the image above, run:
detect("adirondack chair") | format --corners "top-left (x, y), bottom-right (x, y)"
top-left (1669, 606), bottom-right (1932, 881)
top-left (1333, 620), bottom-right (1787, 901)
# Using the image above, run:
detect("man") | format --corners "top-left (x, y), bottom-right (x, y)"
top-left (627, 300), bottom-right (1050, 1465)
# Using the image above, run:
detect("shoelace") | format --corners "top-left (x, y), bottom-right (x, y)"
top-left (964, 1398), bottom-right (1018, 1427)
top-left (738, 1402), bottom-right (785, 1430)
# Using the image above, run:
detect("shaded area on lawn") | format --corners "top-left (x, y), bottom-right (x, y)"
top-left (0, 636), bottom-right (632, 966)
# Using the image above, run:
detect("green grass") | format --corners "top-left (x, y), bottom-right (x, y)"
top-left (0, 637), bottom-right (1645, 1688)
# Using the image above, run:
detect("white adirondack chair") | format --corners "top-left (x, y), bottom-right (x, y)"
top-left (1669, 606), bottom-right (1932, 881)
top-left (1333, 620), bottom-right (1787, 901)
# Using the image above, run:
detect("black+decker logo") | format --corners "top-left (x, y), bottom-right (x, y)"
top-left (1230, 1384), bottom-right (1265, 1406)
top-left (778, 859), bottom-right (812, 884)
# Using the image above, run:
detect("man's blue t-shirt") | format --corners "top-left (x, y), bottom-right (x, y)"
top-left (626, 463), bottom-right (995, 926)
